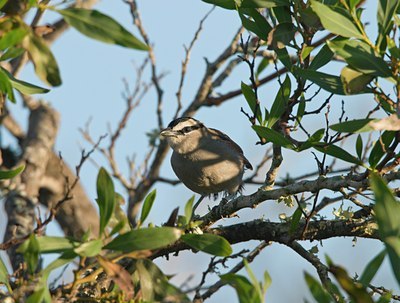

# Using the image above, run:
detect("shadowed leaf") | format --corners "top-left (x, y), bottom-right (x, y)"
top-left (182, 233), bottom-right (232, 256)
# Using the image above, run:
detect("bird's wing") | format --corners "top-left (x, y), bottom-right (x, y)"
top-left (208, 127), bottom-right (253, 170)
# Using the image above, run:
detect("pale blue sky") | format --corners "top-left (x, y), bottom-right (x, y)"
top-left (2, 0), bottom-right (398, 302)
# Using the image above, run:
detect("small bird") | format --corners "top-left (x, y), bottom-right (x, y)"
top-left (160, 117), bottom-right (252, 209)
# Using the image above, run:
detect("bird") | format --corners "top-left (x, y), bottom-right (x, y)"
top-left (160, 117), bottom-right (252, 211)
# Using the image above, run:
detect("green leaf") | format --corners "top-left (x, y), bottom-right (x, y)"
top-left (239, 8), bottom-right (272, 40)
top-left (0, 164), bottom-right (24, 180)
top-left (0, 47), bottom-right (25, 61)
top-left (327, 39), bottom-right (392, 77)
top-left (241, 82), bottom-right (262, 124)
top-left (359, 250), bottom-right (386, 287)
top-left (140, 189), bottom-right (156, 225)
top-left (340, 66), bottom-right (374, 95)
top-left (18, 236), bottom-right (79, 254)
top-left (356, 134), bottom-right (363, 159)
top-left (275, 47), bottom-right (292, 70)
top-left (74, 239), bottom-right (102, 257)
top-left (330, 264), bottom-right (374, 303)
top-left (330, 119), bottom-right (374, 133)
top-left (371, 173), bottom-right (400, 286)
top-left (262, 270), bottom-right (272, 295)
top-left (309, 44), bottom-right (334, 70)
top-left (1, 67), bottom-right (49, 95)
top-left (25, 234), bottom-right (40, 274)
top-left (0, 256), bottom-right (10, 292)
top-left (314, 143), bottom-right (363, 165)
top-left (220, 273), bottom-right (261, 303)
top-left (304, 272), bottom-right (332, 303)
top-left (290, 207), bottom-right (303, 235)
top-left (0, 28), bottom-right (28, 50)
top-left (105, 227), bottom-right (182, 252)
top-left (26, 286), bottom-right (51, 303)
top-left (22, 33), bottom-right (61, 86)
top-left (294, 67), bottom-right (346, 95)
top-left (244, 259), bottom-right (263, 300)
top-left (298, 128), bottom-right (325, 151)
top-left (202, 0), bottom-right (289, 9)
top-left (136, 260), bottom-right (155, 301)
top-left (369, 131), bottom-right (395, 168)
top-left (294, 96), bottom-right (306, 128)
top-left (42, 250), bottom-right (77, 276)
top-left (0, 67), bottom-right (15, 102)
top-left (377, 0), bottom-right (400, 49)
top-left (181, 233), bottom-right (232, 256)
top-left (310, 1), bottom-right (363, 38)
top-left (57, 8), bottom-right (148, 50)
top-left (268, 75), bottom-right (290, 128)
top-left (256, 58), bottom-right (270, 79)
top-left (184, 195), bottom-right (195, 223)
top-left (96, 167), bottom-right (116, 235)
top-left (267, 22), bottom-right (296, 49)
top-left (253, 125), bottom-right (296, 149)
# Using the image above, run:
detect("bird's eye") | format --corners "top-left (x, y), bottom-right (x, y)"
top-left (182, 126), bottom-right (192, 134)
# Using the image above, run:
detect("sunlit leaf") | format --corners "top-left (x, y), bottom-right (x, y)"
top-left (330, 119), bottom-right (374, 133)
top-left (22, 33), bottom-right (61, 86)
top-left (105, 227), bottom-right (182, 252)
top-left (253, 125), bottom-right (296, 149)
top-left (0, 164), bottom-right (24, 180)
top-left (239, 8), bottom-right (271, 40)
top-left (310, 1), bottom-right (363, 38)
top-left (184, 195), bottom-right (195, 224)
top-left (1, 67), bottom-right (49, 95)
top-left (340, 66), bottom-right (374, 95)
top-left (0, 67), bottom-right (15, 102)
top-left (0, 27), bottom-right (28, 50)
top-left (221, 273), bottom-right (261, 303)
top-left (140, 189), bottom-right (156, 225)
top-left (181, 233), bottom-right (232, 256)
top-left (57, 8), bottom-right (148, 50)
top-left (74, 239), bottom-right (102, 257)
top-left (290, 207), bottom-right (303, 235)
top-left (0, 256), bottom-right (10, 291)
top-left (202, 0), bottom-right (289, 9)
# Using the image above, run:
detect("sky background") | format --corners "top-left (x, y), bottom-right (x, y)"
top-left (1, 0), bottom-right (399, 302)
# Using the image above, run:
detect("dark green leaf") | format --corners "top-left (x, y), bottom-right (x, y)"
top-left (181, 233), bottom-right (232, 256)
top-left (272, 5), bottom-right (291, 23)
top-left (330, 264), bottom-right (374, 303)
top-left (74, 239), bottom-right (102, 257)
top-left (243, 259), bottom-right (263, 300)
top-left (290, 207), bottom-right (303, 235)
top-left (140, 189), bottom-right (156, 225)
top-left (202, 0), bottom-right (289, 9)
top-left (184, 195), bottom-right (195, 223)
top-left (136, 259), bottom-right (190, 302)
top-left (0, 164), bottom-right (24, 180)
top-left (304, 272), bottom-right (332, 303)
top-left (330, 119), bottom-right (374, 133)
top-left (17, 236), bottom-right (79, 254)
top-left (0, 256), bottom-right (10, 291)
top-left (0, 47), bottom-right (25, 61)
top-left (310, 1), bottom-right (363, 38)
top-left (369, 131), bottom-right (395, 167)
top-left (253, 125), bottom-right (296, 149)
top-left (256, 57), bottom-right (270, 78)
top-left (268, 75), bottom-right (290, 127)
top-left (294, 96), bottom-right (306, 128)
top-left (359, 250), bottom-right (386, 287)
top-left (96, 167), bottom-right (116, 235)
top-left (275, 47), bottom-right (292, 70)
top-left (328, 39), bottom-right (392, 77)
top-left (309, 44), bottom-right (334, 70)
top-left (0, 28), bottom-right (28, 50)
top-left (239, 8), bottom-right (271, 40)
top-left (57, 8), bottom-right (148, 50)
top-left (314, 143), bottom-right (363, 165)
top-left (221, 273), bottom-right (261, 303)
top-left (241, 82), bottom-right (262, 124)
top-left (299, 128), bottom-right (325, 151)
top-left (0, 67), bottom-right (15, 102)
top-left (356, 134), bottom-right (363, 159)
top-left (1, 67), bottom-right (49, 95)
top-left (294, 67), bottom-right (346, 95)
top-left (105, 227), bottom-right (182, 252)
top-left (22, 33), bottom-right (61, 86)
top-left (371, 173), bottom-right (400, 285)
top-left (267, 22), bottom-right (295, 49)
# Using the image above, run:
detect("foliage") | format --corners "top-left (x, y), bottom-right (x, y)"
top-left (0, 0), bottom-right (400, 302)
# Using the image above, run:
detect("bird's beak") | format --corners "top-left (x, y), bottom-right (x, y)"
top-left (160, 128), bottom-right (179, 138)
